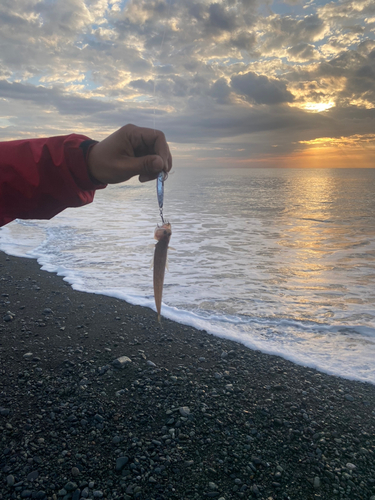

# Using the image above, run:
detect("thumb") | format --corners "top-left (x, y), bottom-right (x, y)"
top-left (127, 154), bottom-right (164, 182)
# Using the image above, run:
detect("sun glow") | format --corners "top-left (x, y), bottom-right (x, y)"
top-left (301, 101), bottom-right (335, 112)
top-left (299, 134), bottom-right (375, 148)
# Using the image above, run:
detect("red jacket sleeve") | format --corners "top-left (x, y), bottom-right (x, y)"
top-left (0, 134), bottom-right (106, 227)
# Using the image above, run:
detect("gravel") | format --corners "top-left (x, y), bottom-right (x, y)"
top-left (1, 251), bottom-right (375, 500)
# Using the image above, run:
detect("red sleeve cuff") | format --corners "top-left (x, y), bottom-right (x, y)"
top-left (63, 134), bottom-right (107, 191)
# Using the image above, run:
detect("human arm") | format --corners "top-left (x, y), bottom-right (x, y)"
top-left (0, 125), bottom-right (172, 227)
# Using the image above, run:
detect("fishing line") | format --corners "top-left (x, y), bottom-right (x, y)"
top-left (153, 0), bottom-right (172, 133)
top-left (152, 0), bottom-right (171, 224)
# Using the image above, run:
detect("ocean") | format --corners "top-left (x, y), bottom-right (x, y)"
top-left (1, 167), bottom-right (375, 384)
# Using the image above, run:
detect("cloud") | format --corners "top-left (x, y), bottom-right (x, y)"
top-left (231, 72), bottom-right (294, 104)
top-left (261, 14), bottom-right (328, 55)
top-left (208, 77), bottom-right (231, 103)
top-left (205, 2), bottom-right (239, 33)
top-left (129, 78), bottom-right (155, 94)
top-left (0, 0), bottom-right (374, 166)
top-left (287, 43), bottom-right (320, 61)
top-left (0, 80), bottom-right (117, 116)
top-left (230, 30), bottom-right (257, 53)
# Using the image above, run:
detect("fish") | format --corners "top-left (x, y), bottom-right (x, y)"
top-left (153, 222), bottom-right (172, 321)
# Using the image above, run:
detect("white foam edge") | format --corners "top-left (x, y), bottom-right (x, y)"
top-left (1, 225), bottom-right (375, 386)
top-left (70, 284), bottom-right (375, 386)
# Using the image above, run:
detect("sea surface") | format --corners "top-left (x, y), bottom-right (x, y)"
top-left (1, 167), bottom-right (375, 384)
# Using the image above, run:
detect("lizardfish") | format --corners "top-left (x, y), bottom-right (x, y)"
top-left (153, 222), bottom-right (172, 321)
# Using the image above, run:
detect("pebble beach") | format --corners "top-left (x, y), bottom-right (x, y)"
top-left (1, 250), bottom-right (375, 500)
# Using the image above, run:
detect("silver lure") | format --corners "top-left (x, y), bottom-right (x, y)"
top-left (156, 171), bottom-right (167, 222)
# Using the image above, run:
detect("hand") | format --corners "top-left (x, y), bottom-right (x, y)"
top-left (87, 124), bottom-right (172, 184)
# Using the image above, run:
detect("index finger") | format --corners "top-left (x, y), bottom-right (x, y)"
top-left (130, 126), bottom-right (172, 173)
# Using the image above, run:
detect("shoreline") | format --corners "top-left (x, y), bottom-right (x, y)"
top-left (1, 250), bottom-right (375, 500)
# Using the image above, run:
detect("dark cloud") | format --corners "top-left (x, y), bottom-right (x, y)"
top-left (34, 0), bottom-right (90, 35)
top-left (263, 14), bottom-right (327, 53)
top-left (355, 65), bottom-right (375, 79)
top-left (231, 30), bottom-right (257, 52)
top-left (209, 78), bottom-right (231, 104)
top-left (231, 72), bottom-right (294, 105)
top-left (287, 43), bottom-right (319, 61)
top-left (0, 80), bottom-right (115, 116)
top-left (129, 79), bottom-right (155, 94)
top-left (206, 2), bottom-right (239, 32)
top-left (188, 2), bottom-right (205, 21)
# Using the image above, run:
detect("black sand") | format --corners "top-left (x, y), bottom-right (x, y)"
top-left (1, 250), bottom-right (375, 500)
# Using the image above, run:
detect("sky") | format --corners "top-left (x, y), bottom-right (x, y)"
top-left (0, 0), bottom-right (374, 168)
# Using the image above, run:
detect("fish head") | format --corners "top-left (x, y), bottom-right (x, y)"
top-left (154, 222), bottom-right (172, 242)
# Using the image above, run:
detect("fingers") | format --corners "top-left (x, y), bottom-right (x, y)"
top-left (125, 125), bottom-right (172, 174)
top-left (126, 154), bottom-right (165, 183)
top-left (87, 124), bottom-right (172, 185)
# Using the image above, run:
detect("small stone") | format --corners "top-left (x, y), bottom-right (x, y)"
top-left (209, 482), bottom-right (218, 490)
top-left (81, 487), bottom-right (89, 498)
top-left (345, 394), bottom-right (354, 401)
top-left (179, 406), bottom-right (190, 417)
top-left (93, 492), bottom-right (104, 498)
top-left (116, 456), bottom-right (129, 471)
top-left (71, 467), bottom-right (80, 477)
top-left (89, 481), bottom-right (95, 489)
top-left (64, 481), bottom-right (77, 492)
top-left (21, 490), bottom-right (32, 498)
top-left (346, 463), bottom-right (356, 470)
top-left (313, 477), bottom-right (321, 489)
top-left (6, 474), bottom-right (15, 486)
top-left (23, 352), bottom-right (33, 360)
top-left (27, 470), bottom-right (39, 481)
top-left (72, 490), bottom-right (81, 500)
top-left (112, 356), bottom-right (132, 369)
top-left (252, 484), bottom-right (260, 496)
top-left (147, 360), bottom-right (156, 367)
